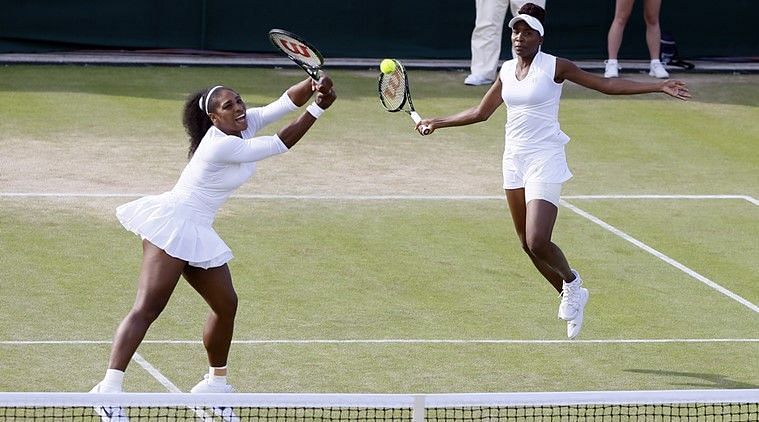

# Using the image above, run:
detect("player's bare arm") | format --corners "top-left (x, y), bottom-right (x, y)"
top-left (278, 76), bottom-right (336, 149)
top-left (555, 58), bottom-right (690, 100)
top-left (286, 78), bottom-right (318, 106)
top-left (417, 78), bottom-right (505, 134)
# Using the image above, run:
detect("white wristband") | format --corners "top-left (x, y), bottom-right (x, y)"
top-left (306, 102), bottom-right (326, 119)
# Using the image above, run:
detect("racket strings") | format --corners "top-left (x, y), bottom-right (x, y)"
top-left (378, 68), bottom-right (407, 111)
top-left (270, 34), bottom-right (323, 67)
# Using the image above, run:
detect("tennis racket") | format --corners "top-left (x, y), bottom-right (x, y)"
top-left (378, 59), bottom-right (431, 135)
top-left (268, 29), bottom-right (324, 81)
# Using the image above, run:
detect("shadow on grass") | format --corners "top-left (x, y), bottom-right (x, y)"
top-left (624, 369), bottom-right (759, 389)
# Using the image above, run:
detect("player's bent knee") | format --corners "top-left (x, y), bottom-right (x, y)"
top-left (213, 292), bottom-right (238, 320)
top-left (129, 305), bottom-right (164, 325)
top-left (526, 236), bottom-right (551, 258)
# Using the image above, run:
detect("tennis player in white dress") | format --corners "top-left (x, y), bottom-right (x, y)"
top-left (90, 75), bottom-right (336, 418)
top-left (416, 3), bottom-right (689, 339)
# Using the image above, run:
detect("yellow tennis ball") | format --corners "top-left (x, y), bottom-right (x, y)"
top-left (380, 59), bottom-right (396, 74)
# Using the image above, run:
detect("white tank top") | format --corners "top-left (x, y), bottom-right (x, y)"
top-left (499, 51), bottom-right (570, 154)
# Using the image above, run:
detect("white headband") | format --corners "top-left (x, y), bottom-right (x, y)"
top-left (198, 85), bottom-right (224, 114)
top-left (508, 14), bottom-right (544, 36)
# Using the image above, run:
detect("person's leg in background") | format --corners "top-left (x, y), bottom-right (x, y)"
top-left (605, 0), bottom-right (635, 78)
top-left (643, 0), bottom-right (669, 78)
top-left (467, 0), bottom-right (509, 85)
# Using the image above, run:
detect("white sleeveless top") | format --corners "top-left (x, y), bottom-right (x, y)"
top-left (499, 51), bottom-right (570, 155)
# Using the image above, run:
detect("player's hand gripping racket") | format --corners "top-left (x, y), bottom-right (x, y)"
top-left (378, 60), bottom-right (431, 135)
top-left (268, 29), bottom-right (324, 81)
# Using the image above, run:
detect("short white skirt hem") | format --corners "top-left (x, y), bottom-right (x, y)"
top-left (116, 193), bottom-right (234, 270)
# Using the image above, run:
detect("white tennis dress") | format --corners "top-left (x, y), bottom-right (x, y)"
top-left (499, 51), bottom-right (572, 189)
top-left (116, 92), bottom-right (298, 269)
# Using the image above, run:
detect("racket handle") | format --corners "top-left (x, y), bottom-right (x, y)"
top-left (409, 112), bottom-right (431, 135)
top-left (410, 111), bottom-right (431, 135)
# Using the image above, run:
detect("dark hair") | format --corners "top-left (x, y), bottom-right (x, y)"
top-left (518, 2), bottom-right (546, 24)
top-left (182, 88), bottom-right (215, 158)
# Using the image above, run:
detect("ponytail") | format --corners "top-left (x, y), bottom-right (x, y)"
top-left (182, 90), bottom-right (213, 158)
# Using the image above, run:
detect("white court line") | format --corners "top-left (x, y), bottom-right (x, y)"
top-left (561, 199), bottom-right (759, 313)
top-left (131, 352), bottom-right (182, 393)
top-left (133, 353), bottom-right (218, 421)
top-left (565, 194), bottom-right (759, 204)
top-left (1, 192), bottom-right (757, 204)
top-left (3, 193), bottom-right (756, 317)
top-left (3, 338), bottom-right (758, 345)
top-left (0, 192), bottom-right (506, 200)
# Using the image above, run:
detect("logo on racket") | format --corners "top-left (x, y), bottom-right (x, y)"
top-left (276, 39), bottom-right (312, 58)
top-left (382, 71), bottom-right (403, 100)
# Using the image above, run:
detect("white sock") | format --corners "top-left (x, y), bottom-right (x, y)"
top-left (208, 366), bottom-right (227, 385)
top-left (101, 369), bottom-right (124, 392)
top-left (650, 59), bottom-right (662, 65)
top-left (606, 59), bottom-right (618, 65)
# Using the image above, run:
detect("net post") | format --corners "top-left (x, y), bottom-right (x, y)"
top-left (412, 394), bottom-right (426, 422)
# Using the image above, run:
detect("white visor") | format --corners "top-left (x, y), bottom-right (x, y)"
top-left (508, 14), bottom-right (544, 36)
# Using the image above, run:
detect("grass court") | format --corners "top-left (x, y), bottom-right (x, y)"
top-left (0, 65), bottom-right (757, 394)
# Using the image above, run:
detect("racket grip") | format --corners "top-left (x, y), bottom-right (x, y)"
top-left (410, 111), bottom-right (431, 135)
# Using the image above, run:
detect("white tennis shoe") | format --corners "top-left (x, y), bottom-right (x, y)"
top-left (566, 297), bottom-right (588, 340)
top-left (557, 271), bottom-right (586, 320)
top-left (464, 74), bottom-right (494, 86)
top-left (89, 383), bottom-right (129, 422)
top-left (190, 374), bottom-right (235, 393)
top-left (604, 60), bottom-right (619, 78)
top-left (191, 374), bottom-right (239, 422)
top-left (557, 271), bottom-right (589, 339)
top-left (649, 60), bottom-right (670, 79)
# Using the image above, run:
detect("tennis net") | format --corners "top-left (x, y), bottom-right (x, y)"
top-left (0, 389), bottom-right (756, 421)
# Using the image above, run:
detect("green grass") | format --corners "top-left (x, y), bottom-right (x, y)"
top-left (0, 65), bottom-right (757, 394)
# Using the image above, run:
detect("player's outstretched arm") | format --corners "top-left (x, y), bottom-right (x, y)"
top-left (286, 78), bottom-right (318, 106)
top-left (278, 75), bottom-right (336, 148)
top-left (416, 78), bottom-right (505, 135)
top-left (555, 58), bottom-right (691, 101)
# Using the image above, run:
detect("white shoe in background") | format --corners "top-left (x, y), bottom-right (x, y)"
top-left (604, 60), bottom-right (619, 78)
top-left (649, 60), bottom-right (670, 78)
top-left (464, 74), bottom-right (494, 86)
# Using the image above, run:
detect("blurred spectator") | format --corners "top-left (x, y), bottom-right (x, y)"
top-left (604, 0), bottom-right (669, 78)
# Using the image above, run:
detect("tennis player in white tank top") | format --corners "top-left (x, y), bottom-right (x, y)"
top-left (417, 2), bottom-right (690, 339)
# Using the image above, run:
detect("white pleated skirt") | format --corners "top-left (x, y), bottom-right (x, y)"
top-left (116, 192), bottom-right (233, 269)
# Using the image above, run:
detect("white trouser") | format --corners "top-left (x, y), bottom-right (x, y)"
top-left (470, 0), bottom-right (546, 80)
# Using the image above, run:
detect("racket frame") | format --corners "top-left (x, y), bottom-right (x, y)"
top-left (268, 28), bottom-right (324, 80)
top-left (378, 60), bottom-right (430, 134)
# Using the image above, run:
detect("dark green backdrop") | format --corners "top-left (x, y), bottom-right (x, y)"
top-left (1, 0), bottom-right (756, 60)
